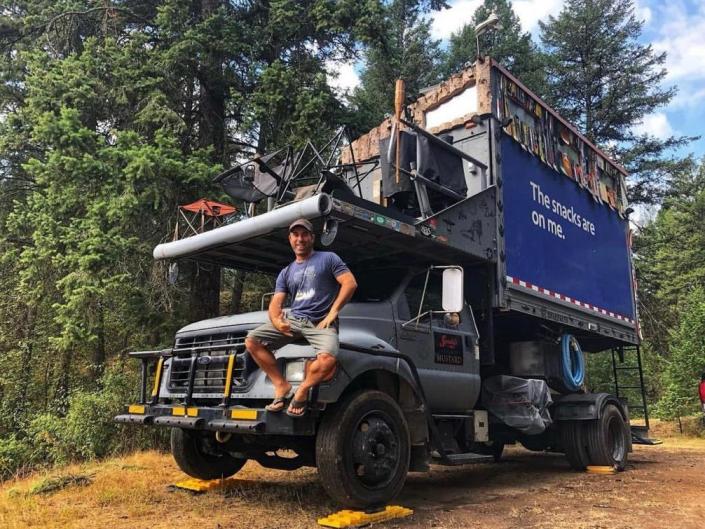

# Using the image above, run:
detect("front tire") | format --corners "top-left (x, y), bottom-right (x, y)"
top-left (170, 428), bottom-right (247, 480)
top-left (316, 390), bottom-right (410, 509)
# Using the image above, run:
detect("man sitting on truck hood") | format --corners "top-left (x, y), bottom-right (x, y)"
top-left (244, 218), bottom-right (357, 417)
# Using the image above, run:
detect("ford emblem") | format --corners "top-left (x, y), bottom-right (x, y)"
top-left (197, 356), bottom-right (212, 365)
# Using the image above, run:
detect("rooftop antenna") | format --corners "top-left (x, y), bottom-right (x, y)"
top-left (475, 12), bottom-right (502, 60)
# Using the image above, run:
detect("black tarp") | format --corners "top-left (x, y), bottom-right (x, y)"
top-left (482, 375), bottom-right (553, 435)
top-left (380, 131), bottom-right (416, 198)
top-left (416, 134), bottom-right (467, 197)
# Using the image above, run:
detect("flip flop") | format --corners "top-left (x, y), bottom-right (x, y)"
top-left (286, 398), bottom-right (308, 418)
top-left (265, 387), bottom-right (293, 413)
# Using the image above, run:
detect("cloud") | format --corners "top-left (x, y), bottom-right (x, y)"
top-left (430, 0), bottom-right (482, 40)
top-left (670, 87), bottom-right (705, 109)
top-left (632, 112), bottom-right (675, 139)
top-left (633, 0), bottom-right (652, 26)
top-left (511, 0), bottom-right (565, 34)
top-left (430, 0), bottom-right (565, 40)
top-left (326, 60), bottom-right (361, 96)
top-left (651, 1), bottom-right (705, 82)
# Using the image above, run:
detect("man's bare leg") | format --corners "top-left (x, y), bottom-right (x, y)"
top-left (288, 352), bottom-right (336, 416)
top-left (245, 337), bottom-right (291, 407)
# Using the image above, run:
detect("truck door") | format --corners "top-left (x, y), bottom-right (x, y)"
top-left (395, 270), bottom-right (481, 412)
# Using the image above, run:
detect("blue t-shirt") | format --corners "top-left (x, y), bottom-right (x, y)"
top-left (275, 251), bottom-right (350, 323)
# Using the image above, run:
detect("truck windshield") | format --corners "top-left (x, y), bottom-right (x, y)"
top-left (350, 268), bottom-right (407, 303)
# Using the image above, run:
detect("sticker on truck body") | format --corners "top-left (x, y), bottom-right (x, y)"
top-left (434, 332), bottom-right (464, 365)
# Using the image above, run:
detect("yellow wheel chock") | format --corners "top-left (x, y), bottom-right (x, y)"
top-left (171, 479), bottom-right (414, 527)
top-left (317, 505), bottom-right (413, 528)
top-left (586, 465), bottom-right (618, 474)
top-left (171, 477), bottom-right (242, 493)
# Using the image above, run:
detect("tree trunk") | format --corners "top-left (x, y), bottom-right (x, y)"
top-left (93, 301), bottom-right (105, 381)
top-left (16, 305), bottom-right (36, 427)
top-left (189, 262), bottom-right (221, 321)
top-left (190, 0), bottom-right (226, 320)
top-left (54, 348), bottom-right (72, 416)
top-left (230, 270), bottom-right (246, 314)
top-left (198, 0), bottom-right (226, 160)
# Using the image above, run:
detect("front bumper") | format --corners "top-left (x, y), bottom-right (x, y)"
top-left (114, 403), bottom-right (316, 436)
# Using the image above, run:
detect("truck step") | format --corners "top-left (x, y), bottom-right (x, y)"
top-left (432, 414), bottom-right (472, 420)
top-left (432, 452), bottom-right (494, 466)
top-left (630, 425), bottom-right (662, 445)
top-left (114, 413), bottom-right (154, 425)
top-left (153, 416), bottom-right (205, 429)
top-left (208, 418), bottom-right (264, 433)
top-left (631, 431), bottom-right (662, 445)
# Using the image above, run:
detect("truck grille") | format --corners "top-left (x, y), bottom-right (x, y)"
top-left (168, 332), bottom-right (252, 393)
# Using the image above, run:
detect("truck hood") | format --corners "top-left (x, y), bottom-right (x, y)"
top-left (177, 311), bottom-right (269, 334)
top-left (175, 302), bottom-right (397, 354)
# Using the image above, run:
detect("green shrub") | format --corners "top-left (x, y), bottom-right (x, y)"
top-left (26, 358), bottom-right (168, 466)
top-left (0, 435), bottom-right (36, 480)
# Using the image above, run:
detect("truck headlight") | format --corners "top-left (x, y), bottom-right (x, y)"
top-left (285, 359), bottom-right (307, 382)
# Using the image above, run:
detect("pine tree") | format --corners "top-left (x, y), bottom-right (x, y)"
top-left (656, 287), bottom-right (705, 421)
top-left (630, 158), bottom-right (705, 417)
top-left (442, 0), bottom-right (546, 95)
top-left (635, 159), bottom-right (705, 350)
top-left (0, 35), bottom-right (219, 416)
top-left (348, 0), bottom-right (447, 134)
top-left (0, 0), bottom-right (380, 450)
top-left (539, 0), bottom-right (694, 203)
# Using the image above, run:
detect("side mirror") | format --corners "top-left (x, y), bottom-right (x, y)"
top-left (442, 267), bottom-right (464, 312)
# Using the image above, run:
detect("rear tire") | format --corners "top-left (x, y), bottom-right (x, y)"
top-left (316, 390), bottom-right (410, 509)
top-left (586, 404), bottom-right (629, 470)
top-left (170, 428), bottom-right (247, 480)
top-left (561, 421), bottom-right (590, 470)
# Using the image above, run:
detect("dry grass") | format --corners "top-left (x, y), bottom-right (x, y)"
top-left (0, 451), bottom-right (337, 529)
top-left (649, 417), bottom-right (705, 442)
top-left (639, 417), bottom-right (705, 451)
top-left (1, 424), bottom-right (704, 529)
top-left (27, 473), bottom-right (94, 496)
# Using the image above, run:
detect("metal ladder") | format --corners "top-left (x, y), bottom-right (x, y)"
top-left (611, 345), bottom-right (656, 444)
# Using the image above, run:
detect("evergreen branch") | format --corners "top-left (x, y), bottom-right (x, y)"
top-left (44, 7), bottom-right (151, 35)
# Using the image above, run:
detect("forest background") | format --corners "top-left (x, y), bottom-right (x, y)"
top-left (0, 0), bottom-right (703, 479)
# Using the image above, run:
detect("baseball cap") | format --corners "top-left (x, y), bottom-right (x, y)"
top-left (289, 218), bottom-right (313, 233)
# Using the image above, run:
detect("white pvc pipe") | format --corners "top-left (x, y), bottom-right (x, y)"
top-left (153, 194), bottom-right (333, 260)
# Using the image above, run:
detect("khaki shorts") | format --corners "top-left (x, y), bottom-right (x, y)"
top-left (247, 315), bottom-right (339, 357)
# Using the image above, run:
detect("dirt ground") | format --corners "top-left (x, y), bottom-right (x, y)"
top-left (2, 429), bottom-right (704, 529)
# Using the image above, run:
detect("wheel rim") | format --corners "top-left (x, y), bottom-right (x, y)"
top-left (606, 415), bottom-right (626, 462)
top-left (348, 410), bottom-right (401, 490)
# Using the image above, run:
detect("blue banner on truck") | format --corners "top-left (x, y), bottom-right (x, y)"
top-left (501, 135), bottom-right (636, 321)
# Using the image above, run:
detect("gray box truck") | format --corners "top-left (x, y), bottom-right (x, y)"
top-left (116, 59), bottom-right (643, 509)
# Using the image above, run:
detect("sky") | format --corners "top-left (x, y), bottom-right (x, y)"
top-left (328, 0), bottom-right (705, 161)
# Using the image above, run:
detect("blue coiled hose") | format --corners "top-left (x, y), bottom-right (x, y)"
top-left (560, 334), bottom-right (585, 392)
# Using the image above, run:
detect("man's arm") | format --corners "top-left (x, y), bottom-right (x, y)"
top-left (268, 292), bottom-right (292, 335)
top-left (317, 271), bottom-right (357, 329)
